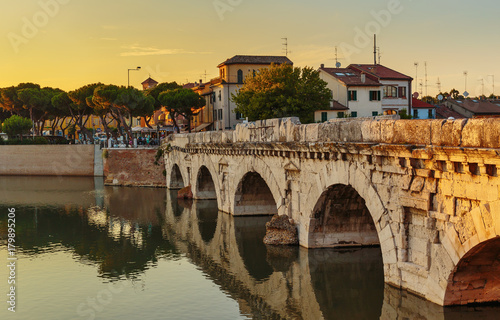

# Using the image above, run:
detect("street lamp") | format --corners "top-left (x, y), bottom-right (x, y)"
top-left (128, 66), bottom-right (141, 88)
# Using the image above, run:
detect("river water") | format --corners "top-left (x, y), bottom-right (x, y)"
top-left (0, 176), bottom-right (498, 319)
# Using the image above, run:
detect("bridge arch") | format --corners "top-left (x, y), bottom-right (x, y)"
top-left (441, 200), bottom-right (500, 306)
top-left (168, 163), bottom-right (185, 189)
top-left (232, 160), bottom-right (283, 216)
top-left (194, 165), bottom-right (218, 200)
top-left (304, 160), bottom-right (397, 266)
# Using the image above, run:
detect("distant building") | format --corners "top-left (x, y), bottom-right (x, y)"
top-left (444, 99), bottom-right (500, 118)
top-left (142, 77), bottom-right (158, 90)
top-left (318, 64), bottom-right (412, 120)
top-left (435, 105), bottom-right (465, 119)
top-left (349, 64), bottom-right (412, 115)
top-left (318, 66), bottom-right (382, 119)
top-left (211, 55), bottom-right (293, 130)
top-left (412, 98), bottom-right (436, 119)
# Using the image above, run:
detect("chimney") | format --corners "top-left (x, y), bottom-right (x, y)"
top-left (199, 79), bottom-right (203, 84)
top-left (361, 73), bottom-right (366, 83)
top-left (320, 64), bottom-right (325, 69)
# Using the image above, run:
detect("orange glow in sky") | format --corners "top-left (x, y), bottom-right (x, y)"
top-left (1, 0), bottom-right (498, 97)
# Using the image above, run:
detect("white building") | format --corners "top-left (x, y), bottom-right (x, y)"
top-left (318, 66), bottom-right (383, 119)
top-left (349, 64), bottom-right (412, 115)
top-left (317, 64), bottom-right (413, 120)
top-left (210, 55), bottom-right (293, 130)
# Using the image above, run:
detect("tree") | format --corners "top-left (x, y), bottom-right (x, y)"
top-left (158, 88), bottom-right (205, 133)
top-left (0, 83), bottom-right (40, 118)
top-left (92, 85), bottom-right (155, 142)
top-left (17, 86), bottom-right (61, 135)
top-left (2, 115), bottom-right (32, 140)
top-left (144, 82), bottom-right (182, 128)
top-left (421, 96), bottom-right (437, 105)
top-left (449, 88), bottom-right (460, 100)
top-left (232, 63), bottom-right (331, 123)
top-left (68, 84), bottom-right (101, 142)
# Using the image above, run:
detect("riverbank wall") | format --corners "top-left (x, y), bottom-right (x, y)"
top-left (103, 148), bottom-right (166, 187)
top-left (0, 145), bottom-right (102, 176)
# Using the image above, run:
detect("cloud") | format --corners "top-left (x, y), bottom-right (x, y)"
top-left (120, 45), bottom-right (212, 57)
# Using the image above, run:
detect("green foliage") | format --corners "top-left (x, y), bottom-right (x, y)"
top-left (232, 64), bottom-right (331, 123)
top-left (154, 147), bottom-right (164, 166)
top-left (33, 136), bottom-right (48, 144)
top-left (144, 82), bottom-right (182, 110)
top-left (158, 88), bottom-right (205, 132)
top-left (398, 109), bottom-right (412, 119)
top-left (2, 115), bottom-right (32, 139)
top-left (103, 149), bottom-right (109, 159)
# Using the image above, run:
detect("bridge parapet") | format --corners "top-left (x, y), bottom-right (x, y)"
top-left (164, 117), bottom-right (500, 306)
top-left (167, 117), bottom-right (500, 148)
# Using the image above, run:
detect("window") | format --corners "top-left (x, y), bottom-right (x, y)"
top-left (428, 109), bottom-right (434, 119)
top-left (351, 111), bottom-right (358, 118)
top-left (213, 109), bottom-right (217, 120)
top-left (369, 90), bottom-right (381, 101)
top-left (337, 112), bottom-right (345, 118)
top-left (218, 91), bottom-right (221, 101)
top-left (383, 86), bottom-right (398, 98)
top-left (237, 69), bottom-right (243, 83)
top-left (321, 112), bottom-right (328, 122)
top-left (348, 90), bottom-right (357, 101)
top-left (212, 92), bottom-right (216, 103)
top-left (218, 109), bottom-right (222, 120)
top-left (372, 111), bottom-right (378, 116)
top-left (398, 87), bottom-right (407, 98)
top-left (413, 109), bottom-right (418, 119)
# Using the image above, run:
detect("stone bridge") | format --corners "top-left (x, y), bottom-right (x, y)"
top-left (163, 117), bottom-right (500, 306)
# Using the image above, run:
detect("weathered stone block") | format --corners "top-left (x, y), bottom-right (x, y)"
top-left (360, 120), bottom-right (381, 142)
top-left (393, 120), bottom-right (431, 145)
top-left (430, 119), bottom-right (466, 146)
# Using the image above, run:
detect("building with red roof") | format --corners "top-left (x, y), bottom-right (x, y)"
top-left (412, 98), bottom-right (436, 119)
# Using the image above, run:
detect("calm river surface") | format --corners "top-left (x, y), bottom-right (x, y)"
top-left (0, 176), bottom-right (498, 319)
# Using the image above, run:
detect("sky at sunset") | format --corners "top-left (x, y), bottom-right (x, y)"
top-left (1, 0), bottom-right (499, 97)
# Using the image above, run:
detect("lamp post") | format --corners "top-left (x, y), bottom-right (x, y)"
top-left (128, 66), bottom-right (141, 88)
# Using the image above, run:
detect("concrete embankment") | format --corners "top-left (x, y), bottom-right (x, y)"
top-left (102, 148), bottom-right (166, 187)
top-left (0, 145), bottom-right (102, 176)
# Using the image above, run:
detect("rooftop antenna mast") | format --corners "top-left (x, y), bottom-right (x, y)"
top-left (282, 37), bottom-right (288, 57)
top-left (334, 46), bottom-right (342, 68)
top-left (437, 77), bottom-right (442, 93)
top-left (464, 71), bottom-right (468, 92)
top-left (479, 78), bottom-right (485, 97)
top-left (489, 74), bottom-right (495, 97)
top-left (377, 47), bottom-right (381, 65)
top-left (424, 62), bottom-right (428, 97)
top-left (414, 62), bottom-right (419, 94)
top-left (419, 80), bottom-right (424, 95)
top-left (373, 34), bottom-right (377, 65)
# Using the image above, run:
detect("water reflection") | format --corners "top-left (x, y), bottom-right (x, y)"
top-left (0, 176), bottom-right (499, 319)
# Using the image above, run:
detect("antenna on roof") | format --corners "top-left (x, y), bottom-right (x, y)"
top-left (200, 70), bottom-right (208, 82)
top-left (437, 77), bottom-right (441, 93)
top-left (373, 34), bottom-right (377, 65)
top-left (334, 46), bottom-right (341, 68)
top-left (424, 62), bottom-right (428, 97)
top-left (489, 74), bottom-right (495, 97)
top-left (377, 47), bottom-right (381, 64)
top-left (414, 62), bottom-right (419, 94)
top-left (282, 37), bottom-right (288, 57)
top-left (479, 78), bottom-right (485, 96)
top-left (463, 71), bottom-right (468, 93)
